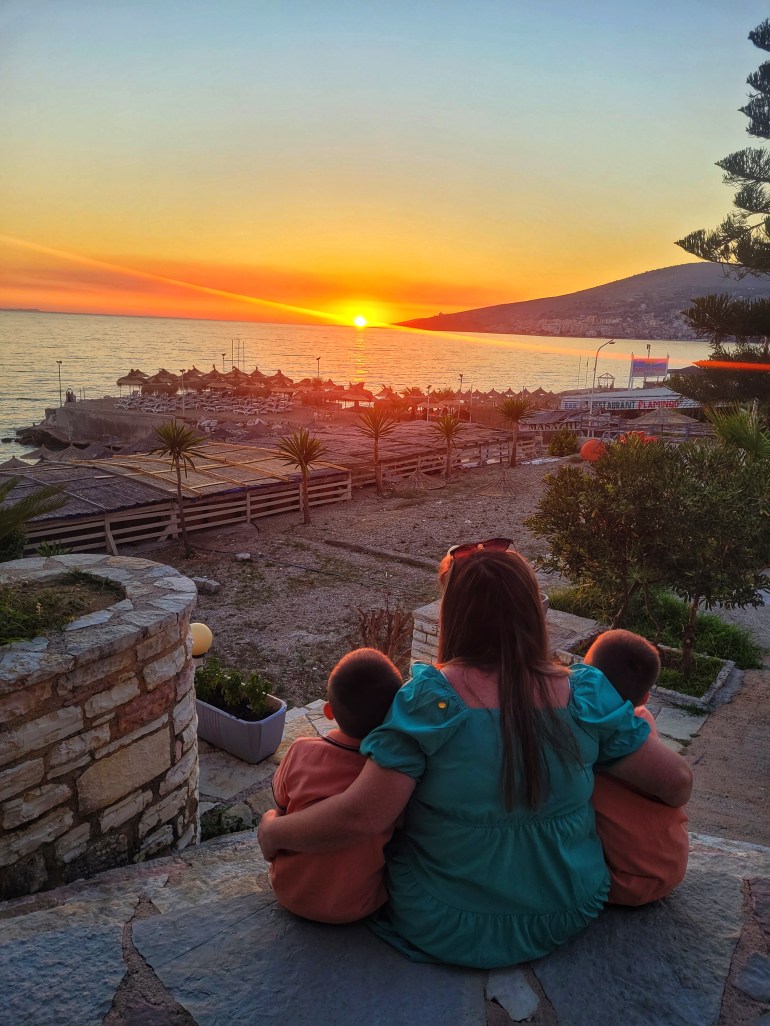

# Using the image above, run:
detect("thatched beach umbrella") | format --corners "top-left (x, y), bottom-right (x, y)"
top-left (632, 408), bottom-right (702, 431)
top-left (269, 369), bottom-right (295, 389)
top-left (116, 370), bottom-right (149, 388)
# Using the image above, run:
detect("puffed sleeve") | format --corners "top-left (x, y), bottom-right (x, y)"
top-left (568, 663), bottom-right (651, 766)
top-left (360, 663), bottom-right (468, 780)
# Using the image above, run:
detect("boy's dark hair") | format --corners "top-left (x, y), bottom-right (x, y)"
top-left (584, 629), bottom-right (661, 707)
top-left (327, 648), bottom-right (402, 739)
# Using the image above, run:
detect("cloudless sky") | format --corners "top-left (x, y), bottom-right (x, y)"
top-left (0, 1), bottom-right (767, 324)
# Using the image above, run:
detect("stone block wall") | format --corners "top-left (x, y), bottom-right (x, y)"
top-left (411, 600), bottom-right (440, 666)
top-left (410, 597), bottom-right (593, 668)
top-left (0, 555), bottom-right (200, 900)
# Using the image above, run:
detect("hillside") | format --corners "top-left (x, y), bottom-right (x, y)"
top-left (399, 263), bottom-right (770, 340)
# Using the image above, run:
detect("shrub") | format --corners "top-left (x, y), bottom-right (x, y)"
top-left (0, 529), bottom-right (26, 563)
top-left (355, 599), bottom-right (414, 674)
top-left (194, 657), bottom-right (273, 721)
top-left (547, 585), bottom-right (762, 669)
top-left (528, 436), bottom-right (770, 674)
top-left (547, 428), bottom-right (579, 457)
top-left (36, 540), bottom-right (72, 557)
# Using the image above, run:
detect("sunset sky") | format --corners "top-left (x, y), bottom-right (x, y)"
top-left (1, 1), bottom-right (767, 325)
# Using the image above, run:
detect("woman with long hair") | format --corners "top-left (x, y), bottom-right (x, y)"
top-left (259, 544), bottom-right (691, 968)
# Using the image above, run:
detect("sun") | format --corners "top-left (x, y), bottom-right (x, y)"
top-left (353, 314), bottom-right (368, 328)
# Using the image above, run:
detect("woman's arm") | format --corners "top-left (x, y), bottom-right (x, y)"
top-left (602, 735), bottom-right (693, 807)
top-left (258, 759), bottom-right (415, 861)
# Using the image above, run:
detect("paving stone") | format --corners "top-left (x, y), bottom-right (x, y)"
top-left (658, 734), bottom-right (686, 754)
top-left (198, 746), bottom-right (274, 799)
top-left (65, 609), bottom-right (114, 631)
top-left (142, 830), bottom-right (259, 897)
top-left (750, 877), bottom-right (770, 947)
top-left (486, 967), bottom-right (539, 1021)
top-left (734, 953), bottom-right (770, 1002)
top-left (654, 707), bottom-right (708, 742)
top-left (134, 891), bottom-right (486, 1026)
top-left (0, 923), bottom-right (124, 1026)
top-left (532, 852), bottom-right (744, 1026)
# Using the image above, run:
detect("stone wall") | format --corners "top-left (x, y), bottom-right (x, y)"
top-left (410, 597), bottom-right (596, 668)
top-left (0, 555), bottom-right (199, 900)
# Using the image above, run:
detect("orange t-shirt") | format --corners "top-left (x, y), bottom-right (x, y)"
top-left (269, 730), bottom-right (394, 924)
top-left (592, 706), bottom-right (689, 906)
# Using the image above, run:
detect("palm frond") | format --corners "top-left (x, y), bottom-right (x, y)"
top-left (0, 479), bottom-right (68, 542)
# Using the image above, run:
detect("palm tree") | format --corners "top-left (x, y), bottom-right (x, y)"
top-left (430, 412), bottom-right (463, 480)
top-left (704, 404), bottom-right (770, 461)
top-left (277, 428), bottom-right (327, 524)
top-left (497, 395), bottom-right (540, 467)
top-left (150, 421), bottom-right (206, 557)
top-left (0, 478), bottom-right (68, 562)
top-left (355, 407), bottom-right (396, 494)
top-left (401, 386), bottom-right (425, 420)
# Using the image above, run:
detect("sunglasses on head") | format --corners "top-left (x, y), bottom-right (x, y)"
top-left (446, 538), bottom-right (514, 560)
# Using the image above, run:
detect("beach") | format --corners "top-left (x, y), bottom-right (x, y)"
top-left (0, 311), bottom-right (712, 458)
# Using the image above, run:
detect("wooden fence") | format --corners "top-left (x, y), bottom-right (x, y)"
top-left (24, 474), bottom-right (351, 555)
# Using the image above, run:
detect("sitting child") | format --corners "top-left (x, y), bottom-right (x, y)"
top-left (269, 648), bottom-right (402, 923)
top-left (585, 629), bottom-right (689, 906)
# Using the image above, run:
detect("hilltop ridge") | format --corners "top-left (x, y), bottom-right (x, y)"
top-left (399, 263), bottom-right (770, 339)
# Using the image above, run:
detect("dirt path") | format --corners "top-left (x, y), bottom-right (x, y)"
top-left (684, 666), bottom-right (770, 846)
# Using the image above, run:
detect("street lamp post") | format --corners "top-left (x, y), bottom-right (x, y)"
top-left (426, 385), bottom-right (431, 422)
top-left (222, 353), bottom-right (226, 373)
top-left (315, 356), bottom-right (320, 380)
top-left (458, 373), bottom-right (464, 416)
top-left (56, 360), bottom-right (62, 406)
top-left (589, 339), bottom-right (615, 435)
top-left (180, 369), bottom-right (186, 416)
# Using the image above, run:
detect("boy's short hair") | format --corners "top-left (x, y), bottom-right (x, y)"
top-left (584, 629), bottom-right (660, 707)
top-left (327, 648), bottom-right (403, 739)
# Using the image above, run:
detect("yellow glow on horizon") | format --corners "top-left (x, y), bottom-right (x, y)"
top-left (353, 314), bottom-right (367, 328)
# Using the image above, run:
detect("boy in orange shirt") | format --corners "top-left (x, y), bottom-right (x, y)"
top-left (586, 629), bottom-right (689, 906)
top-left (269, 648), bottom-right (402, 923)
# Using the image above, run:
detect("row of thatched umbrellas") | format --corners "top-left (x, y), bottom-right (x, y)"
top-left (116, 367), bottom-right (559, 404)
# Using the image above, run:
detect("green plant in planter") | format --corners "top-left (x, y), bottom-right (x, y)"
top-left (194, 657), bottom-right (273, 722)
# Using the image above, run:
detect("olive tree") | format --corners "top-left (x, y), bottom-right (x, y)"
top-left (526, 436), bottom-right (770, 673)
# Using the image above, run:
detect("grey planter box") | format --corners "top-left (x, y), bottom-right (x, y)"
top-left (196, 694), bottom-right (287, 763)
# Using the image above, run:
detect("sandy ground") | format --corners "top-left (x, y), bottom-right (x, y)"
top-left (141, 460), bottom-right (558, 707)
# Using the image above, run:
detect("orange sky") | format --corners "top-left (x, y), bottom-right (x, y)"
top-left (0, 4), bottom-right (764, 326)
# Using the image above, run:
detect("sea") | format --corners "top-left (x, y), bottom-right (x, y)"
top-left (0, 311), bottom-right (712, 459)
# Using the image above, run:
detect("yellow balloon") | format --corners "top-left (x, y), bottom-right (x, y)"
top-left (190, 622), bottom-right (213, 657)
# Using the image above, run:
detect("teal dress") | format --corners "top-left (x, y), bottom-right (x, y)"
top-left (360, 662), bottom-right (650, 968)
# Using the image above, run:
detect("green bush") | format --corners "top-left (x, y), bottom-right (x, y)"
top-left (547, 585), bottom-right (762, 669)
top-left (528, 436), bottom-right (770, 674)
top-left (547, 428), bottom-right (580, 457)
top-left (194, 657), bottom-right (273, 720)
top-left (0, 529), bottom-right (26, 563)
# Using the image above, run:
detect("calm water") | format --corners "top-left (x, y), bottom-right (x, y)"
top-left (0, 311), bottom-right (711, 457)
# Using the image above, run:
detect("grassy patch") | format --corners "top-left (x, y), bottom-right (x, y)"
top-left (547, 585), bottom-right (762, 669)
top-left (0, 571), bottom-right (123, 645)
top-left (657, 651), bottom-right (725, 698)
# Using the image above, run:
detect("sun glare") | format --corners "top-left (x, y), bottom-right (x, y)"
top-left (353, 315), bottom-right (368, 328)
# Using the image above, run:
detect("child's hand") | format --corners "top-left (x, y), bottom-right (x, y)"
top-left (258, 809), bottom-right (279, 862)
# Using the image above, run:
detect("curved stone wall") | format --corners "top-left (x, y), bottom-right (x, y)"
top-left (0, 555), bottom-right (199, 900)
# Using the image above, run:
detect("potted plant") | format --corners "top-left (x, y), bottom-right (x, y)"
top-left (194, 657), bottom-right (287, 763)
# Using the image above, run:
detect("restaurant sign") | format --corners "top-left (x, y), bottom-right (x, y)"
top-left (562, 398), bottom-right (682, 411)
